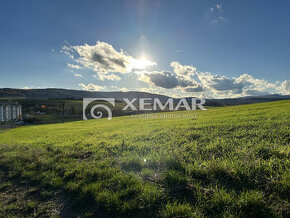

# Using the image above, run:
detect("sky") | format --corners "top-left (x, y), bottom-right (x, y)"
top-left (0, 0), bottom-right (289, 98)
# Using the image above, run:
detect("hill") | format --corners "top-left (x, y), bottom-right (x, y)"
top-left (0, 88), bottom-right (170, 102)
top-left (0, 100), bottom-right (289, 217)
top-left (1, 88), bottom-right (289, 106)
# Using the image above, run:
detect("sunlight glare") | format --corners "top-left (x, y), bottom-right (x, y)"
top-left (130, 55), bottom-right (157, 70)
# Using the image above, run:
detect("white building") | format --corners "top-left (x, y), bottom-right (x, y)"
top-left (0, 102), bottom-right (22, 122)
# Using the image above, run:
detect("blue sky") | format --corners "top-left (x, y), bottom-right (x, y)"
top-left (0, 0), bottom-right (289, 98)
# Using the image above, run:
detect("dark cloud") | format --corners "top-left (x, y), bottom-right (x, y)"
top-left (211, 78), bottom-right (243, 91)
top-left (91, 53), bottom-right (127, 69)
top-left (63, 41), bottom-right (132, 78)
top-left (92, 53), bottom-right (107, 65)
top-left (143, 70), bottom-right (205, 92)
top-left (243, 89), bottom-right (270, 96)
top-left (110, 58), bottom-right (126, 68)
top-left (199, 74), bottom-right (243, 91)
top-left (147, 71), bottom-right (179, 89)
top-left (178, 78), bottom-right (195, 87)
top-left (184, 85), bottom-right (204, 92)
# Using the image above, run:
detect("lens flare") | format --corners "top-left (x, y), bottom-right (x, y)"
top-left (130, 55), bottom-right (157, 70)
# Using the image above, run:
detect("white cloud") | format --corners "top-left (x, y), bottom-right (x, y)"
top-left (109, 86), bottom-right (129, 92)
top-left (98, 73), bottom-right (121, 81)
top-left (120, 87), bottom-right (128, 92)
top-left (61, 45), bottom-right (74, 59)
top-left (138, 87), bottom-right (150, 92)
top-left (210, 16), bottom-right (227, 25)
top-left (208, 3), bottom-right (227, 25)
top-left (22, 86), bottom-right (32, 90)
top-left (170, 61), bottom-right (203, 91)
top-left (198, 73), bottom-right (243, 92)
top-left (183, 85), bottom-right (204, 93)
top-left (276, 80), bottom-right (290, 95)
top-left (234, 74), bottom-right (276, 89)
top-left (78, 83), bottom-right (105, 91)
top-left (140, 62), bottom-right (283, 98)
top-left (73, 41), bottom-right (131, 73)
top-left (62, 41), bottom-right (288, 98)
top-left (170, 61), bottom-right (196, 79)
top-left (234, 74), bottom-right (277, 97)
top-left (68, 63), bottom-right (82, 69)
top-left (62, 41), bottom-right (156, 81)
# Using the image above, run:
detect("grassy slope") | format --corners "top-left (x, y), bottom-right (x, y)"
top-left (0, 100), bottom-right (289, 217)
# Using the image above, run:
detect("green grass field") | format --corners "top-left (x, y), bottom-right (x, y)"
top-left (0, 100), bottom-right (289, 217)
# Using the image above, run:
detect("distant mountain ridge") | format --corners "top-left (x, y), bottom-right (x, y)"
top-left (0, 88), bottom-right (170, 102)
top-left (0, 88), bottom-right (289, 106)
top-left (203, 94), bottom-right (290, 106)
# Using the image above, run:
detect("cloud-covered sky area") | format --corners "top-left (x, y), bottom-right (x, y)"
top-left (0, 0), bottom-right (289, 98)
top-left (63, 41), bottom-right (289, 98)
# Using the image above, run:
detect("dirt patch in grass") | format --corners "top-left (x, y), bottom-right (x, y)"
top-left (0, 169), bottom-right (78, 217)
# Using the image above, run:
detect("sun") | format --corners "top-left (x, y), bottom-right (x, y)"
top-left (130, 55), bottom-right (156, 70)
